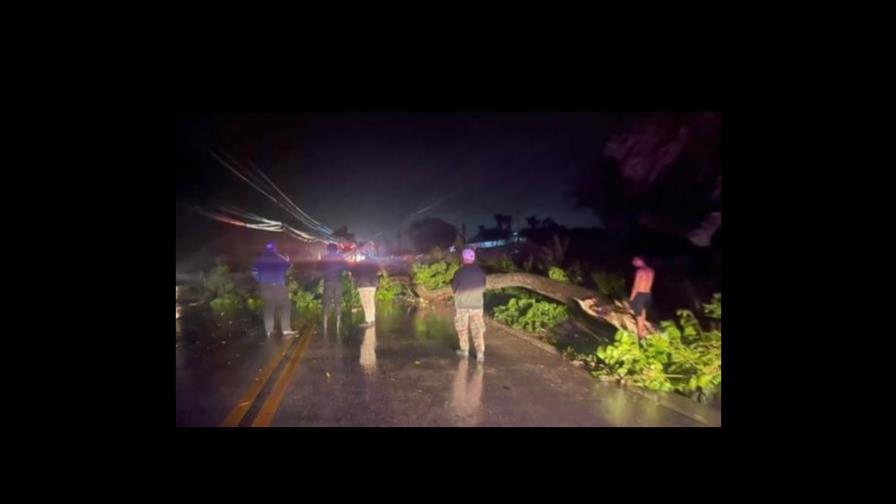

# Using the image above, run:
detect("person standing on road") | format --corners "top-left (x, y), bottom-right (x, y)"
top-left (450, 248), bottom-right (488, 362)
top-left (252, 242), bottom-right (296, 338)
top-left (353, 243), bottom-right (379, 327)
top-left (321, 242), bottom-right (348, 334)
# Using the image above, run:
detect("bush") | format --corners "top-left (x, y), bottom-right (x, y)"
top-left (592, 294), bottom-right (722, 402)
top-left (548, 266), bottom-right (569, 283)
top-left (591, 270), bottom-right (627, 300)
top-left (204, 263), bottom-right (239, 299)
top-left (286, 265), bottom-right (301, 298)
top-left (246, 296), bottom-right (264, 311)
top-left (295, 273), bottom-right (359, 311)
top-left (204, 263), bottom-right (248, 318)
top-left (412, 260), bottom-right (460, 290)
top-left (342, 271), bottom-right (361, 308)
top-left (703, 293), bottom-right (721, 320)
top-left (493, 297), bottom-right (569, 332)
top-left (209, 295), bottom-right (243, 317)
top-left (376, 271), bottom-right (408, 302)
top-left (292, 289), bottom-right (322, 313)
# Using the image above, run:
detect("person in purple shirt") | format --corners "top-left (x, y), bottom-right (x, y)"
top-left (252, 242), bottom-right (296, 337)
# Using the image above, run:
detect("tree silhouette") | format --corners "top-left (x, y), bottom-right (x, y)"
top-left (492, 213), bottom-right (512, 230)
top-left (570, 112), bottom-right (720, 236)
top-left (406, 218), bottom-right (459, 253)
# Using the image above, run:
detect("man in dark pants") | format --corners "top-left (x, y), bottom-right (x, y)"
top-left (321, 242), bottom-right (347, 334)
top-left (252, 242), bottom-right (296, 337)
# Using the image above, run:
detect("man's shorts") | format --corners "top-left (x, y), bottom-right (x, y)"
top-left (630, 292), bottom-right (652, 317)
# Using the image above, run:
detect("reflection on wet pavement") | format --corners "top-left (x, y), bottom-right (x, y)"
top-left (177, 301), bottom-right (715, 427)
top-left (449, 358), bottom-right (484, 426)
top-left (359, 325), bottom-right (377, 374)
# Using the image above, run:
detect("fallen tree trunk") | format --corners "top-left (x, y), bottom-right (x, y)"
top-left (392, 272), bottom-right (655, 334)
top-left (486, 273), bottom-right (597, 303)
top-left (406, 272), bottom-right (600, 303)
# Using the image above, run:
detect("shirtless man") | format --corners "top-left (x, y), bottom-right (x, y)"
top-left (629, 256), bottom-right (654, 340)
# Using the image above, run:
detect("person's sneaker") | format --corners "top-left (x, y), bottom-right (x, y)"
top-left (283, 330), bottom-right (299, 337)
top-left (456, 349), bottom-right (469, 358)
top-left (476, 353), bottom-right (485, 363)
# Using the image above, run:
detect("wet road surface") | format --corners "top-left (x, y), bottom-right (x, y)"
top-left (176, 302), bottom-right (711, 427)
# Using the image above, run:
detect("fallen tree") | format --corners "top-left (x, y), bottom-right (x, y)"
top-left (391, 271), bottom-right (655, 334)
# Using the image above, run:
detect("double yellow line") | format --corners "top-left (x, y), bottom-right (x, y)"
top-left (220, 331), bottom-right (314, 427)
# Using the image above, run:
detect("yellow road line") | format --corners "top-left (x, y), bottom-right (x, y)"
top-left (251, 331), bottom-right (314, 427)
top-left (219, 337), bottom-right (300, 427)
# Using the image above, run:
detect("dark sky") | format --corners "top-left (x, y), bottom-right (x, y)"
top-left (176, 112), bottom-right (626, 245)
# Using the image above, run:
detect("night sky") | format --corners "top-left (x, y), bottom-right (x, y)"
top-left (176, 112), bottom-right (630, 248)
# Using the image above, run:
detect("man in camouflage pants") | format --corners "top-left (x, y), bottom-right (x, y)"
top-left (451, 248), bottom-right (488, 362)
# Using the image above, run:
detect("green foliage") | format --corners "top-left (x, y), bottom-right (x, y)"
top-left (376, 270), bottom-right (408, 302)
top-left (292, 289), bottom-right (322, 313)
top-left (412, 260), bottom-right (460, 290)
top-left (209, 295), bottom-right (243, 317)
top-left (548, 266), bottom-right (569, 283)
top-left (591, 270), bottom-right (627, 300)
top-left (564, 346), bottom-right (600, 368)
top-left (286, 265), bottom-right (300, 299)
top-left (286, 263), bottom-right (324, 314)
top-left (246, 296), bottom-right (264, 311)
top-left (204, 263), bottom-right (246, 318)
top-left (493, 297), bottom-right (569, 332)
top-left (204, 263), bottom-right (239, 299)
top-left (342, 271), bottom-right (360, 308)
top-left (703, 293), bottom-right (721, 320)
top-left (592, 295), bottom-right (722, 402)
top-left (315, 278), bottom-right (324, 296)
